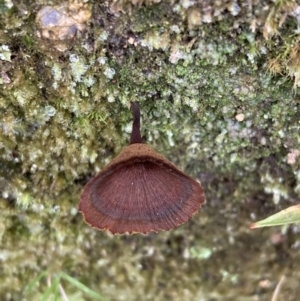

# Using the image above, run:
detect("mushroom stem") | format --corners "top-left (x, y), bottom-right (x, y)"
top-left (130, 102), bottom-right (142, 144)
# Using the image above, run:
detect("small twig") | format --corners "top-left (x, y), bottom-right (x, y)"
top-left (271, 275), bottom-right (285, 301)
top-left (59, 283), bottom-right (69, 301)
top-left (47, 274), bottom-right (52, 287)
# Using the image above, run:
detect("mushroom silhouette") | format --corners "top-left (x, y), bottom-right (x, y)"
top-left (79, 102), bottom-right (205, 234)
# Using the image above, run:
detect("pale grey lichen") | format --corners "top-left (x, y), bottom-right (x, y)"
top-left (107, 95), bottom-right (115, 103)
top-left (83, 75), bottom-right (96, 87)
top-left (180, 0), bottom-right (194, 9)
top-left (4, 0), bottom-right (13, 9)
top-left (170, 25), bottom-right (181, 33)
top-left (44, 105), bottom-right (56, 118)
top-left (97, 56), bottom-right (107, 65)
top-left (13, 90), bottom-right (28, 107)
top-left (189, 246), bottom-right (213, 260)
top-left (51, 63), bottom-right (62, 89)
top-left (228, 1), bottom-right (241, 16)
top-left (69, 54), bottom-right (89, 82)
top-left (103, 66), bottom-right (115, 79)
top-left (0, 45), bottom-right (11, 61)
top-left (98, 30), bottom-right (109, 41)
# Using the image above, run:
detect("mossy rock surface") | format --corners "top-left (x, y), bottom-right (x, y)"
top-left (0, 1), bottom-right (300, 300)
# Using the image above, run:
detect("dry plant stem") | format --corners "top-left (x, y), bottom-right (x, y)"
top-left (47, 274), bottom-right (51, 287)
top-left (271, 275), bottom-right (285, 301)
top-left (59, 283), bottom-right (69, 301)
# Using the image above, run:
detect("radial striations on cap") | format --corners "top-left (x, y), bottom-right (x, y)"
top-left (79, 143), bottom-right (205, 234)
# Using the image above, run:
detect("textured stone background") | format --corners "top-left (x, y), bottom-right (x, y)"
top-left (0, 1), bottom-right (300, 300)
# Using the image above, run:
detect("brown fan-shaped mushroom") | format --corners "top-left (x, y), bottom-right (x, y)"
top-left (79, 102), bottom-right (205, 234)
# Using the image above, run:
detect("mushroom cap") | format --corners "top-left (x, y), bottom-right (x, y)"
top-left (79, 143), bottom-right (205, 234)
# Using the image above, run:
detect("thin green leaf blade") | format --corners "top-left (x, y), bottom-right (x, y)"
top-left (250, 204), bottom-right (300, 229)
top-left (60, 272), bottom-right (109, 301)
top-left (41, 276), bottom-right (60, 301)
top-left (24, 270), bottom-right (49, 293)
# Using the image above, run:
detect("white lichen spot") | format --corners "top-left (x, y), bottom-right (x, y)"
top-left (260, 137), bottom-right (267, 145)
top-left (166, 130), bottom-right (175, 147)
top-left (97, 56), bottom-right (107, 65)
top-left (181, 0), bottom-right (194, 9)
top-left (70, 207), bottom-right (78, 216)
top-left (230, 153), bottom-right (237, 163)
top-left (30, 164), bottom-right (37, 173)
top-left (247, 52), bottom-right (256, 64)
top-left (1, 113), bottom-right (21, 136)
top-left (228, 1), bottom-right (240, 16)
top-left (278, 130), bottom-right (285, 138)
top-left (184, 98), bottom-right (199, 112)
top-left (190, 246), bottom-right (212, 259)
top-left (174, 3), bottom-right (185, 13)
top-left (69, 81), bottom-right (77, 94)
top-left (52, 82), bottom-right (59, 90)
top-left (44, 105), bottom-right (56, 118)
top-left (107, 95), bottom-right (115, 103)
top-left (169, 48), bottom-right (184, 64)
top-left (2, 191), bottom-right (9, 199)
top-left (0, 45), bottom-right (11, 62)
top-left (13, 91), bottom-right (27, 107)
top-left (264, 186), bottom-right (287, 204)
top-left (32, 204), bottom-right (45, 213)
top-left (5, 0), bottom-right (14, 9)
top-left (195, 41), bottom-right (221, 65)
top-left (216, 129), bottom-right (228, 144)
top-left (202, 7), bottom-right (212, 23)
top-left (98, 31), bottom-right (109, 41)
top-left (229, 67), bottom-right (238, 75)
top-left (69, 54), bottom-right (89, 82)
top-left (80, 145), bottom-right (89, 162)
top-left (28, 148), bottom-right (43, 162)
top-left (170, 25), bottom-right (180, 33)
top-left (51, 63), bottom-right (63, 89)
top-left (0, 250), bottom-right (10, 261)
top-left (103, 67), bottom-right (115, 79)
top-left (124, 122), bottom-right (132, 134)
top-left (83, 75), bottom-right (95, 87)
top-left (89, 150), bottom-right (98, 164)
top-left (262, 173), bottom-right (289, 204)
top-left (52, 63), bottom-right (62, 81)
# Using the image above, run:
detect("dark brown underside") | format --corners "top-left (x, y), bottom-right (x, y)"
top-left (79, 157), bottom-right (205, 234)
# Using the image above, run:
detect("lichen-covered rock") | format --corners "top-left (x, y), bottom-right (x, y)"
top-left (0, 1), bottom-right (300, 301)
